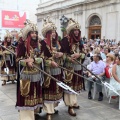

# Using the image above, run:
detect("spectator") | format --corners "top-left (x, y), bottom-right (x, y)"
top-left (101, 47), bottom-right (110, 61)
top-left (114, 53), bottom-right (119, 64)
top-left (104, 47), bottom-right (110, 55)
top-left (96, 37), bottom-right (100, 45)
top-left (83, 48), bottom-right (91, 70)
top-left (89, 46), bottom-right (94, 57)
top-left (87, 54), bottom-right (106, 101)
top-left (100, 39), bottom-right (104, 46)
top-left (110, 47), bottom-right (114, 54)
top-left (105, 53), bottom-right (115, 79)
top-left (109, 55), bottom-right (120, 96)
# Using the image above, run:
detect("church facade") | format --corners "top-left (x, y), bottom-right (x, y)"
top-left (36, 0), bottom-right (120, 41)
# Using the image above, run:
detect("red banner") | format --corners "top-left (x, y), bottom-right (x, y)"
top-left (2, 10), bottom-right (26, 28)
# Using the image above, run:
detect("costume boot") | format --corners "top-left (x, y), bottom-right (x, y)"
top-left (68, 106), bottom-right (76, 116)
top-left (2, 80), bottom-right (6, 86)
top-left (47, 114), bottom-right (52, 120)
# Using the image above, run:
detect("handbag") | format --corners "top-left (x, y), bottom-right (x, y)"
top-left (105, 65), bottom-right (110, 78)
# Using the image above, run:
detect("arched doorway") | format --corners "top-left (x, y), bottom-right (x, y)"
top-left (88, 15), bottom-right (101, 40)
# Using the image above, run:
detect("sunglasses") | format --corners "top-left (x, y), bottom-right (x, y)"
top-left (107, 56), bottom-right (113, 58)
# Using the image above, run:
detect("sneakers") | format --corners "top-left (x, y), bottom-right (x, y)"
top-left (98, 92), bottom-right (103, 101)
top-left (88, 91), bottom-right (103, 101)
top-left (88, 91), bottom-right (92, 99)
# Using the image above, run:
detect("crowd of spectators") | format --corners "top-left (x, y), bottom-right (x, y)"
top-left (81, 37), bottom-right (120, 104)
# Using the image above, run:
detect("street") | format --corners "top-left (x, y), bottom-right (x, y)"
top-left (0, 81), bottom-right (120, 120)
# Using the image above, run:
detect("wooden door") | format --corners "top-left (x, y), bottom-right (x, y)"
top-left (88, 26), bottom-right (101, 40)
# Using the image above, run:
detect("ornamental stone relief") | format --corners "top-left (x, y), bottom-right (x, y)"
top-left (89, 15), bottom-right (101, 26)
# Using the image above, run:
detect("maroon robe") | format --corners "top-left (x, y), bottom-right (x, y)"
top-left (60, 36), bottom-right (84, 92)
top-left (16, 35), bottom-right (43, 110)
top-left (41, 39), bottom-right (63, 102)
top-left (0, 41), bottom-right (16, 82)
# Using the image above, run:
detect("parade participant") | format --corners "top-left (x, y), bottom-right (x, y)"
top-left (11, 31), bottom-right (19, 48)
top-left (16, 30), bottom-right (26, 59)
top-left (15, 20), bottom-right (43, 120)
top-left (0, 30), bottom-right (16, 86)
top-left (41, 17), bottom-right (63, 120)
top-left (60, 18), bottom-right (85, 116)
top-left (15, 30), bottom-right (26, 93)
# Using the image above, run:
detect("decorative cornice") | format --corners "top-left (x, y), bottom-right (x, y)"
top-left (74, 11), bottom-right (83, 15)
top-left (36, 0), bottom-right (120, 24)
top-left (36, 0), bottom-right (100, 16)
top-left (37, 18), bottom-right (42, 22)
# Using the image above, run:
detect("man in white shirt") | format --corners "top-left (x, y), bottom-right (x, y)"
top-left (87, 54), bottom-right (106, 101)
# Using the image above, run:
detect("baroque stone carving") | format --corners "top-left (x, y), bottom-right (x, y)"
top-left (90, 15), bottom-right (101, 26)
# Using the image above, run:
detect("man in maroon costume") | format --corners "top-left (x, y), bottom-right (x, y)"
top-left (16, 20), bottom-right (43, 120)
top-left (16, 30), bottom-right (26, 60)
top-left (41, 17), bottom-right (63, 120)
top-left (0, 30), bottom-right (16, 86)
top-left (60, 18), bottom-right (85, 116)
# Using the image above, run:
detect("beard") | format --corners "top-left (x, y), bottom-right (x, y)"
top-left (31, 36), bottom-right (37, 40)
top-left (75, 34), bottom-right (79, 37)
top-left (52, 36), bottom-right (56, 39)
top-left (31, 37), bottom-right (38, 42)
top-left (30, 38), bottom-right (38, 49)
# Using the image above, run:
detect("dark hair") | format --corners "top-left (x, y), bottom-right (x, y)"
top-left (27, 31), bottom-right (38, 38)
top-left (100, 46), bottom-right (103, 49)
top-left (90, 56), bottom-right (93, 61)
top-left (108, 48), bottom-right (110, 53)
top-left (105, 48), bottom-right (110, 53)
top-left (117, 55), bottom-right (120, 60)
top-left (90, 47), bottom-right (93, 51)
top-left (115, 53), bottom-right (119, 58)
top-left (96, 53), bottom-right (102, 60)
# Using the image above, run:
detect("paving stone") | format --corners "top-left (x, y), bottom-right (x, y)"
top-left (0, 80), bottom-right (120, 120)
top-left (0, 105), bottom-right (17, 116)
top-left (109, 115), bottom-right (120, 120)
top-left (0, 99), bottom-right (15, 107)
top-left (1, 114), bottom-right (19, 120)
top-left (89, 106), bottom-right (120, 119)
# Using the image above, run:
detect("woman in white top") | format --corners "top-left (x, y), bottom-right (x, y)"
top-left (111, 55), bottom-right (120, 93)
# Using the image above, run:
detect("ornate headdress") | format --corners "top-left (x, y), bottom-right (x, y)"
top-left (38, 34), bottom-right (42, 41)
top-left (4, 30), bottom-right (13, 39)
top-left (16, 29), bottom-right (26, 58)
top-left (66, 18), bottom-right (80, 34)
top-left (22, 19), bottom-right (38, 40)
top-left (17, 29), bottom-right (23, 40)
top-left (41, 16), bottom-right (57, 37)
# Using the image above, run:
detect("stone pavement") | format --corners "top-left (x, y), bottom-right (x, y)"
top-left (0, 81), bottom-right (120, 120)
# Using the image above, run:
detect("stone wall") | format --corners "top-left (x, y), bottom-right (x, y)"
top-left (36, 0), bottom-right (120, 41)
